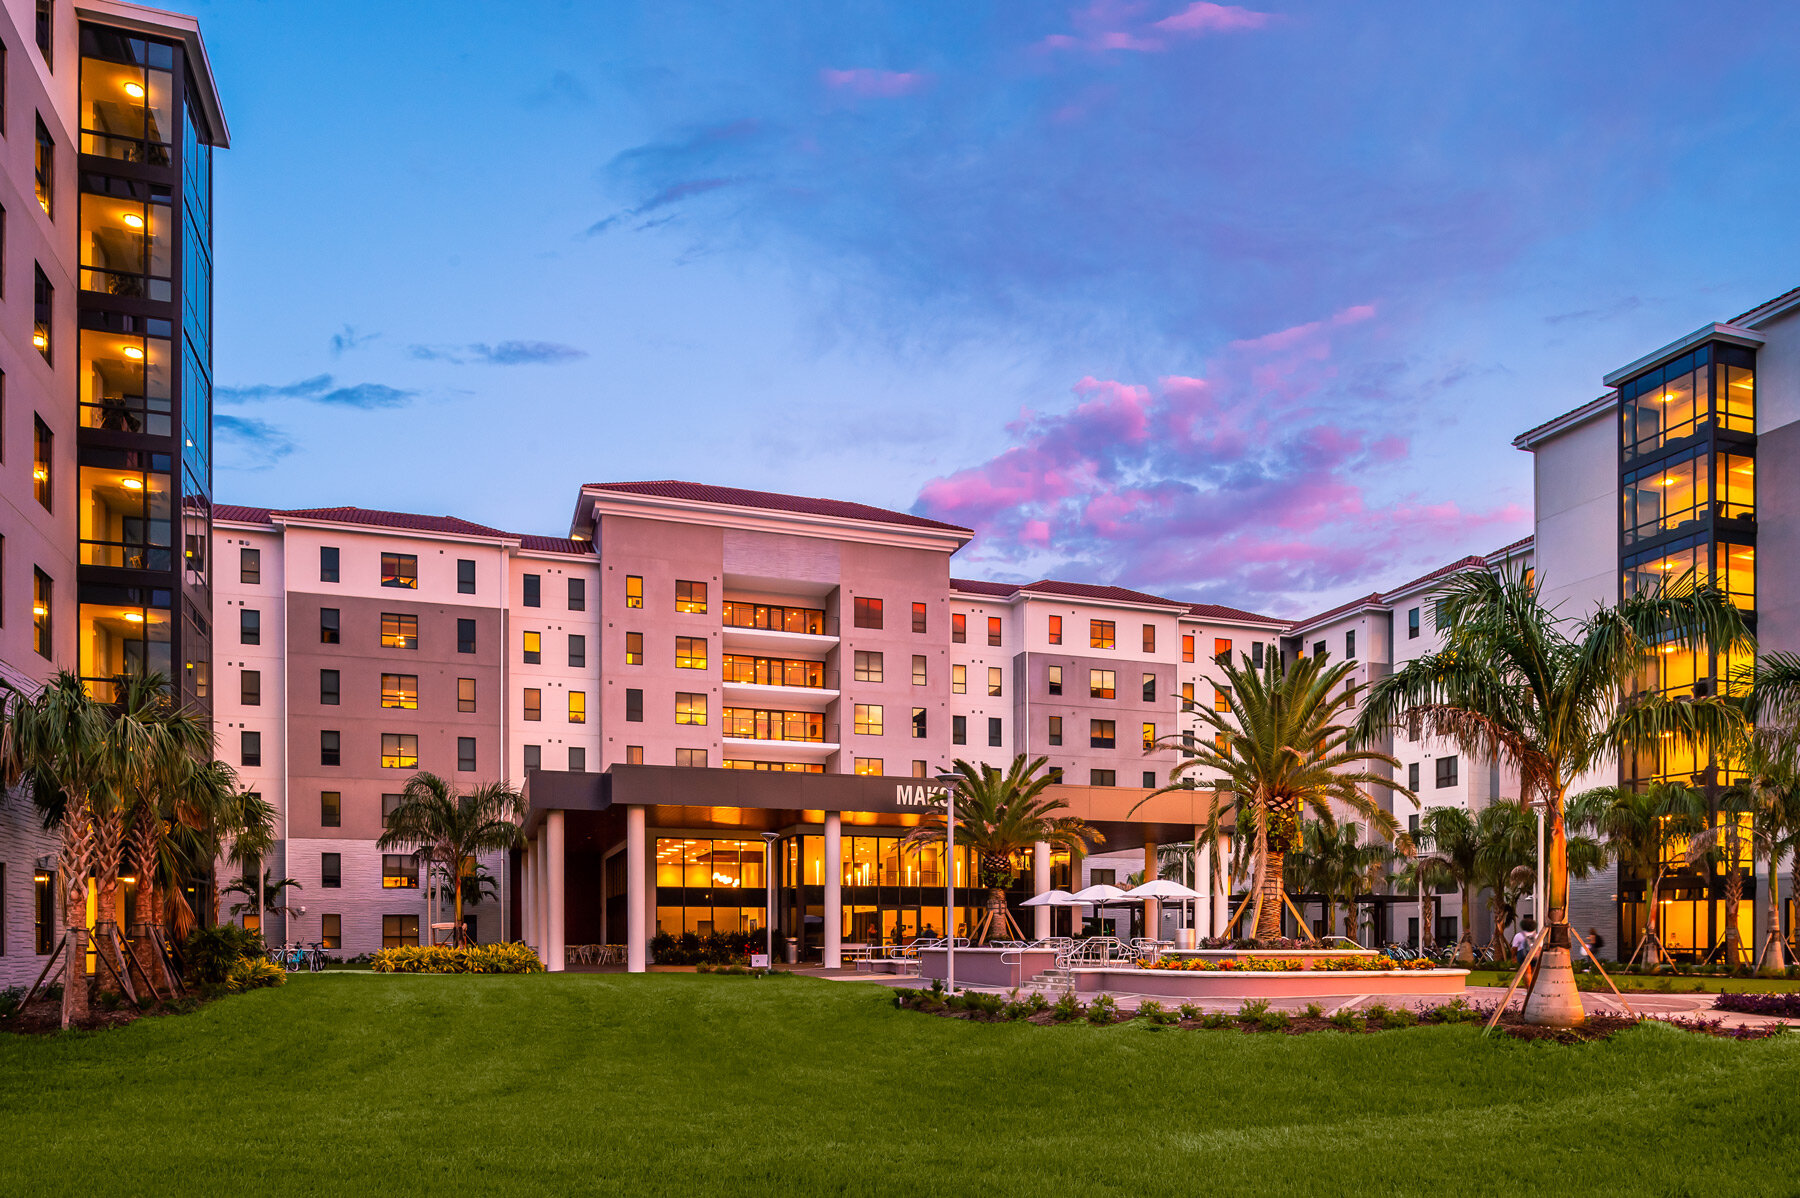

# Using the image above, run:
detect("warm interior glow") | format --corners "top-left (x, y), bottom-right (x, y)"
top-left (120, 477), bottom-right (143, 490)
top-left (124, 81), bottom-right (146, 99)
top-left (1659, 477), bottom-right (1675, 486)
top-left (32, 332), bottom-right (48, 348)
top-left (33, 467), bottom-right (48, 481)
top-left (124, 612), bottom-right (144, 623)
top-left (122, 345), bottom-right (145, 360)
top-left (121, 212), bottom-right (145, 229)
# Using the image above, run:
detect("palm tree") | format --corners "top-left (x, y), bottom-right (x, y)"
top-left (1716, 732), bottom-right (1800, 970)
top-left (170, 760), bottom-right (268, 933)
top-left (903, 756), bottom-right (1103, 944)
top-left (1473, 802), bottom-right (1538, 960)
top-left (1409, 806), bottom-right (1483, 961)
top-left (1152, 652), bottom-right (1411, 941)
top-left (223, 871), bottom-right (302, 929)
top-left (1581, 781), bottom-right (1710, 966)
top-left (1355, 568), bottom-right (1750, 1027)
top-left (1287, 821), bottom-right (1393, 942)
top-left (380, 772), bottom-right (525, 944)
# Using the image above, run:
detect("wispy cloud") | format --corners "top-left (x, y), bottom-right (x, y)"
top-left (1545, 295), bottom-right (1643, 325)
top-left (329, 325), bottom-right (379, 356)
top-left (1041, 0), bottom-right (1275, 53)
top-left (217, 374), bottom-right (418, 409)
top-left (216, 414), bottom-right (297, 469)
top-left (820, 68), bottom-right (928, 98)
top-left (408, 340), bottom-right (587, 366)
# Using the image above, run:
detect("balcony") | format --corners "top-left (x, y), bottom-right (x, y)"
top-left (721, 736), bottom-right (840, 763)
top-left (721, 600), bottom-right (838, 655)
top-left (722, 680), bottom-right (839, 708)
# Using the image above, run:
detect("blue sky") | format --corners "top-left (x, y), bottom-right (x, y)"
top-left (194, 0), bottom-right (1800, 616)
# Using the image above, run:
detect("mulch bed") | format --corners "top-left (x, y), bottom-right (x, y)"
top-left (2, 994), bottom-right (202, 1035)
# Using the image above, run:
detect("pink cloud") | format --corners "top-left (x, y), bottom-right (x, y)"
top-left (1151, 2), bottom-right (1274, 34)
top-left (819, 68), bottom-right (927, 98)
top-left (1041, 0), bottom-right (1276, 53)
top-left (912, 303), bottom-right (1529, 614)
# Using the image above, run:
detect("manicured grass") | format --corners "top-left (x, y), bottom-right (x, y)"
top-left (1, 973), bottom-right (1796, 1196)
top-left (1463, 969), bottom-right (1800, 994)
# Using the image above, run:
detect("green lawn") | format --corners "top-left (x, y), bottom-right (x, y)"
top-left (1, 973), bottom-right (1796, 1197)
top-left (1463, 969), bottom-right (1800, 994)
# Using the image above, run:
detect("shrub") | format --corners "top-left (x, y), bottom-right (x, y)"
top-left (369, 943), bottom-right (545, 974)
top-left (1327, 1010), bottom-right (1360, 1031)
top-left (1235, 998), bottom-right (1271, 1024)
top-left (1199, 1011), bottom-right (1233, 1029)
top-left (1715, 992), bottom-right (1800, 1018)
top-left (1431, 998), bottom-right (1478, 1024)
top-left (1136, 1000), bottom-right (1179, 1026)
top-left (1256, 1010), bottom-right (1293, 1032)
top-left (648, 930), bottom-right (763, 966)
top-left (1177, 1002), bottom-right (1204, 1021)
top-left (1086, 994), bottom-right (1119, 1025)
top-left (182, 924), bottom-right (267, 986)
top-left (1302, 1002), bottom-right (1324, 1019)
top-left (1051, 993), bottom-right (1084, 1022)
top-left (225, 957), bottom-right (287, 993)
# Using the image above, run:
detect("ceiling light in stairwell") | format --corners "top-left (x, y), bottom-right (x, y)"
top-left (121, 477), bottom-right (143, 490)
top-left (122, 212), bottom-right (144, 229)
top-left (123, 345), bottom-right (145, 359)
top-left (124, 81), bottom-right (145, 99)
top-left (124, 612), bottom-right (144, 623)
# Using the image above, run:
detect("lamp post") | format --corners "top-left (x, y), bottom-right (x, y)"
top-left (760, 831), bottom-right (781, 968)
top-left (935, 769), bottom-right (963, 993)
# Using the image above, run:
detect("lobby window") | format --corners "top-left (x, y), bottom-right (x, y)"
top-left (854, 704), bottom-right (883, 735)
top-left (321, 853), bottom-right (341, 889)
top-left (568, 577), bottom-right (585, 611)
top-left (1090, 619), bottom-right (1114, 650)
top-left (238, 669), bottom-right (262, 706)
top-left (1090, 669), bottom-right (1115, 700)
top-left (626, 632), bottom-right (643, 664)
top-left (1181, 681), bottom-right (1195, 709)
top-left (321, 791), bottom-right (341, 828)
top-left (912, 602), bottom-right (927, 633)
top-left (911, 707), bottom-right (926, 738)
top-left (522, 631), bottom-right (540, 664)
top-left (626, 688), bottom-right (643, 722)
top-left (523, 689), bottom-right (540, 721)
top-left (240, 547), bottom-right (260, 585)
top-left (321, 730), bottom-right (340, 767)
top-left (382, 857), bottom-right (419, 890)
top-left (1407, 607), bottom-right (1421, 639)
top-left (1142, 625), bottom-right (1155, 653)
top-left (457, 737), bottom-right (476, 772)
top-left (676, 636), bottom-right (707, 670)
top-left (382, 733), bottom-right (418, 769)
top-left (523, 746), bottom-right (541, 771)
top-left (457, 559), bottom-right (475, 594)
top-left (988, 667), bottom-right (1002, 698)
top-left (1436, 756), bottom-right (1458, 788)
top-left (381, 553), bottom-right (417, 589)
top-left (854, 758), bottom-right (883, 776)
top-left (380, 613), bottom-right (418, 650)
top-left (1048, 665), bottom-right (1062, 695)
top-left (1048, 615), bottom-right (1062, 645)
top-left (675, 748), bottom-right (707, 768)
top-left (987, 717), bottom-right (1002, 747)
top-left (952, 715), bottom-right (966, 745)
top-left (32, 415), bottom-right (50, 506)
top-left (676, 692), bottom-right (706, 725)
top-left (321, 915), bottom-right (342, 950)
top-left (33, 119), bottom-right (51, 216)
top-left (912, 655), bottom-right (927, 686)
top-left (380, 673), bottom-right (416, 709)
top-left (239, 608), bottom-right (260, 645)
top-left (1346, 630), bottom-right (1357, 660)
top-left (522, 573), bottom-right (540, 607)
top-left (320, 546), bottom-right (339, 583)
top-left (1214, 638), bottom-right (1232, 663)
top-left (951, 664), bottom-right (966, 694)
top-left (625, 575), bottom-right (642, 608)
top-left (1090, 720), bottom-right (1115, 749)
top-left (568, 691), bottom-right (586, 723)
top-left (987, 616), bottom-right (1002, 647)
top-left (568, 634), bottom-right (586, 668)
top-left (624, 746), bottom-right (642, 765)
top-left (854, 596), bottom-right (883, 629)
top-left (1142, 673), bottom-right (1156, 702)
top-left (31, 570), bottom-right (50, 658)
top-left (951, 613), bottom-right (966, 643)
top-left (382, 915), bottom-right (420, 947)
top-left (568, 746), bottom-right (586, 772)
top-left (320, 608), bottom-right (339, 644)
top-left (1182, 633), bottom-right (1194, 662)
top-left (240, 730), bottom-right (261, 767)
top-left (853, 651), bottom-right (883, 683)
top-left (1091, 769), bottom-right (1116, 787)
top-left (675, 580), bottom-right (707, 614)
top-left (1048, 716), bottom-right (1063, 746)
top-left (1142, 722), bottom-right (1156, 750)
top-left (1214, 686), bottom-right (1230, 713)
top-left (1408, 762), bottom-right (1420, 791)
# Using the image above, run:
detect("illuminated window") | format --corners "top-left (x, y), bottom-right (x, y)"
top-left (675, 579), bottom-right (707, 614)
top-left (854, 596), bottom-right (883, 629)
top-left (1090, 770), bottom-right (1116, 787)
top-left (381, 733), bottom-right (418, 769)
top-left (1048, 665), bottom-right (1062, 695)
top-left (523, 630), bottom-right (541, 664)
top-left (676, 636), bottom-right (707, 670)
top-left (1090, 669), bottom-right (1115, 700)
top-left (1182, 633), bottom-right (1194, 662)
top-left (1090, 720), bottom-right (1115, 749)
top-left (988, 667), bottom-right (1002, 697)
top-left (626, 746), bottom-right (644, 765)
top-left (1048, 716), bottom-right (1063, 746)
top-left (32, 415), bottom-right (51, 508)
top-left (911, 707), bottom-right (926, 739)
top-left (625, 575), bottom-right (642, 608)
top-left (951, 664), bottom-right (966, 694)
top-left (1181, 681), bottom-right (1195, 708)
top-left (523, 688), bottom-right (541, 721)
top-left (458, 677), bottom-right (476, 713)
top-left (1090, 619), bottom-right (1114, 649)
top-left (381, 674), bottom-right (417, 709)
top-left (951, 613), bottom-right (966, 643)
top-left (1142, 673), bottom-right (1156, 702)
top-left (912, 761), bottom-right (927, 778)
top-left (912, 602), bottom-right (927, 633)
top-left (1214, 686), bottom-right (1230, 713)
top-left (380, 553), bottom-right (417, 589)
top-left (1143, 722), bottom-right (1157, 750)
top-left (382, 857), bottom-right (419, 890)
top-left (625, 632), bottom-right (642, 664)
top-left (1048, 615), bottom-right (1062, 645)
top-left (912, 655), bottom-right (927, 686)
top-left (855, 758), bottom-right (883, 776)
top-left (321, 914), bottom-right (341, 950)
top-left (987, 616), bottom-right (1002, 646)
top-left (854, 704), bottom-right (883, 735)
top-left (321, 791), bottom-right (341, 828)
top-left (319, 669), bottom-right (339, 705)
top-left (32, 569), bottom-right (50, 657)
top-left (568, 691), bottom-right (586, 724)
top-left (522, 573), bottom-right (540, 607)
top-left (676, 692), bottom-right (707, 725)
top-left (1142, 625), bottom-right (1155, 653)
top-left (380, 613), bottom-right (417, 650)
top-left (854, 651), bottom-right (883, 683)
top-left (675, 748), bottom-right (707, 768)
top-left (1216, 732), bottom-right (1231, 756)
top-left (1214, 638), bottom-right (1232, 662)
top-left (33, 117), bottom-right (51, 216)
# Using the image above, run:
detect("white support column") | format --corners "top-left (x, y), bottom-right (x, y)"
top-left (521, 842), bottom-right (535, 949)
top-left (1195, 825), bottom-right (1210, 938)
top-left (547, 811), bottom-right (567, 972)
top-left (535, 837), bottom-right (548, 955)
top-left (823, 811), bottom-right (843, 969)
top-left (1032, 841), bottom-right (1052, 940)
top-left (1142, 840), bottom-right (1160, 941)
top-left (626, 805), bottom-right (647, 973)
top-left (1213, 830), bottom-right (1230, 935)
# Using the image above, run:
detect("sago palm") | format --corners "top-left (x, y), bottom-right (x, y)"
top-left (380, 771), bottom-right (525, 944)
top-left (903, 755), bottom-right (1102, 944)
top-left (1152, 652), bottom-right (1411, 942)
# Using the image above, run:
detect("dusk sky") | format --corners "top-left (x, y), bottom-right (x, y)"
top-left (196, 1), bottom-right (1800, 618)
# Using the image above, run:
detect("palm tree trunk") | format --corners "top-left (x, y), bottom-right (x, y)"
top-left (1643, 870), bottom-right (1663, 965)
top-left (1763, 848), bottom-right (1787, 971)
top-left (1456, 885), bottom-right (1475, 964)
top-left (59, 812), bottom-right (95, 1028)
top-left (1255, 845), bottom-right (1285, 940)
top-left (982, 887), bottom-right (1009, 945)
top-left (1522, 784), bottom-right (1584, 1027)
top-left (1724, 867), bottom-right (1744, 969)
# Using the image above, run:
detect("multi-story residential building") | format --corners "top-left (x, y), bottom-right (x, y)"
top-left (1517, 283), bottom-right (1797, 960)
top-left (0, 0), bottom-right (225, 987)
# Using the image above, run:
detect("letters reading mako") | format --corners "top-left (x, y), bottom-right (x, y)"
top-left (893, 785), bottom-right (948, 808)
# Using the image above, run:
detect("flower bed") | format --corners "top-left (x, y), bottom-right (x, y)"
top-left (1713, 992), bottom-right (1800, 1018)
top-left (1142, 955), bottom-right (1437, 973)
top-left (370, 943), bottom-right (545, 974)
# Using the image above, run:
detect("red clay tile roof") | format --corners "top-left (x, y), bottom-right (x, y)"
top-left (1731, 284), bottom-right (1800, 325)
top-left (950, 578), bottom-right (1020, 597)
top-left (584, 480), bottom-right (972, 534)
top-left (214, 504), bottom-right (273, 524)
top-left (1016, 578), bottom-right (1190, 608)
top-left (275, 506), bottom-right (515, 539)
top-left (1288, 591), bottom-right (1385, 631)
top-left (952, 577), bottom-right (1288, 624)
top-left (517, 534), bottom-right (594, 556)
top-left (1184, 602), bottom-right (1293, 627)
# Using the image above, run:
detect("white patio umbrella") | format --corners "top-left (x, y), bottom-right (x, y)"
top-left (1123, 879), bottom-right (1204, 900)
top-left (1021, 889), bottom-right (1080, 907)
top-left (1069, 883), bottom-right (1130, 904)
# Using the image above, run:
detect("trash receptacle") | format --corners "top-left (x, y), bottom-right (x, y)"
top-left (1175, 927), bottom-right (1196, 949)
top-left (784, 937), bottom-right (798, 965)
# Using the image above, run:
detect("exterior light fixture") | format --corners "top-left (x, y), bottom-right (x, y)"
top-left (124, 81), bottom-right (146, 98)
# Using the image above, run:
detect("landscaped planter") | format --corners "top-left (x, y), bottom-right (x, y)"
top-left (1160, 948), bottom-right (1383, 970)
top-left (917, 947), bottom-right (1060, 988)
top-left (1070, 966), bottom-right (1469, 998)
